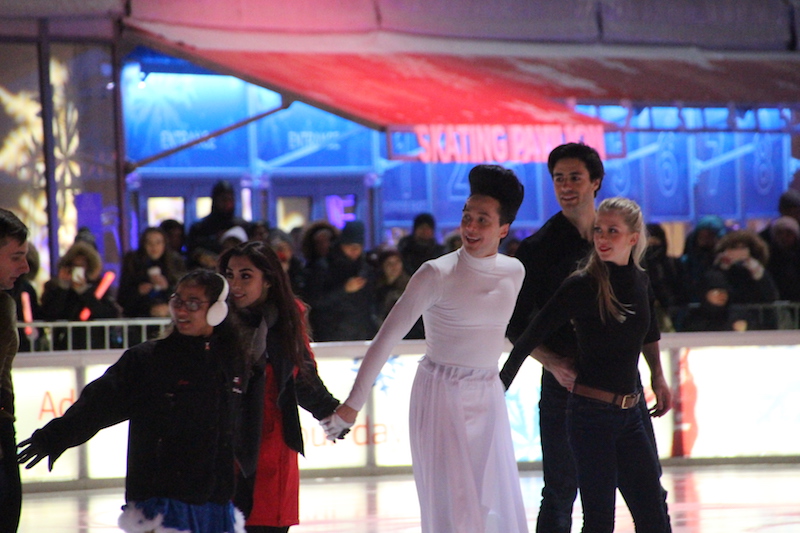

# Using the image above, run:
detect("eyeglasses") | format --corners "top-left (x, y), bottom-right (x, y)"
top-left (168, 294), bottom-right (209, 312)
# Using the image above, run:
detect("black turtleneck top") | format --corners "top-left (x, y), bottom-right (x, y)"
top-left (501, 261), bottom-right (660, 395)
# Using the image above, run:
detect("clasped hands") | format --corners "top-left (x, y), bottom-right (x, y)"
top-left (535, 348), bottom-right (577, 392)
top-left (320, 404), bottom-right (357, 442)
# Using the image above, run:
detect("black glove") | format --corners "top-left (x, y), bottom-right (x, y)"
top-left (17, 431), bottom-right (55, 471)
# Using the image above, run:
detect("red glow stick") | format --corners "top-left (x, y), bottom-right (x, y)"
top-left (20, 291), bottom-right (33, 335)
top-left (79, 271), bottom-right (115, 321)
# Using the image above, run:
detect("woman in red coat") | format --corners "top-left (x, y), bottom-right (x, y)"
top-left (219, 241), bottom-right (340, 533)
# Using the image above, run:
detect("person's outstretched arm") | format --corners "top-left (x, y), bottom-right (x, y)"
top-left (18, 348), bottom-right (137, 469)
top-left (321, 263), bottom-right (440, 439)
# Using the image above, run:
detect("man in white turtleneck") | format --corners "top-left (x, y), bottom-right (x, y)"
top-left (322, 165), bottom-right (529, 533)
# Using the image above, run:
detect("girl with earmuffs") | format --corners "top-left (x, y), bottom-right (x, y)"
top-left (18, 269), bottom-right (249, 533)
top-left (218, 241), bottom-right (340, 533)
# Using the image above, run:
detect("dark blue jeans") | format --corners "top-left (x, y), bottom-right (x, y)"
top-left (567, 394), bottom-right (670, 533)
top-left (536, 371), bottom-right (577, 533)
top-left (536, 371), bottom-right (670, 533)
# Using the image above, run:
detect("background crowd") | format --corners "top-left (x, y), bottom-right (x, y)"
top-left (8, 181), bottom-right (800, 349)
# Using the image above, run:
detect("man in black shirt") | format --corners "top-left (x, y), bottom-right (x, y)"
top-left (507, 143), bottom-right (671, 533)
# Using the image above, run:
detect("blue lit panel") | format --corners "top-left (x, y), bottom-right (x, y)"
top-left (693, 133), bottom-right (740, 218)
top-left (732, 109), bottom-right (757, 130)
top-left (256, 101), bottom-right (372, 167)
top-left (628, 132), bottom-right (691, 220)
top-left (597, 105), bottom-right (630, 126)
top-left (742, 134), bottom-right (786, 217)
top-left (650, 107), bottom-right (682, 129)
top-left (703, 108), bottom-right (730, 130)
top-left (122, 64), bottom-right (279, 167)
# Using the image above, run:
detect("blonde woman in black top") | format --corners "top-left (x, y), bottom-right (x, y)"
top-left (502, 197), bottom-right (671, 533)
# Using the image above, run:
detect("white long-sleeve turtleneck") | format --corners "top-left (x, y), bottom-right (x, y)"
top-left (345, 247), bottom-right (524, 411)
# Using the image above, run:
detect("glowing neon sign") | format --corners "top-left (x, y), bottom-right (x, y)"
top-left (393, 123), bottom-right (606, 164)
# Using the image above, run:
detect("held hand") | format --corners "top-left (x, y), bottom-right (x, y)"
top-left (344, 276), bottom-right (367, 293)
top-left (741, 257), bottom-right (765, 280)
top-left (335, 404), bottom-right (358, 424)
top-left (732, 319), bottom-right (748, 332)
top-left (543, 357), bottom-right (577, 392)
top-left (649, 374), bottom-right (673, 417)
top-left (320, 411), bottom-right (355, 442)
top-left (150, 274), bottom-right (170, 291)
top-left (17, 437), bottom-right (54, 471)
top-left (528, 348), bottom-right (576, 392)
top-left (71, 278), bottom-right (89, 294)
top-left (545, 360), bottom-right (578, 392)
top-left (138, 282), bottom-right (155, 295)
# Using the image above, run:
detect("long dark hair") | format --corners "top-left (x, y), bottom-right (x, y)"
top-left (218, 241), bottom-right (308, 372)
top-left (136, 226), bottom-right (181, 279)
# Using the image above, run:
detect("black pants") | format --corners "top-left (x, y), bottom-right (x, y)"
top-left (567, 394), bottom-right (670, 532)
top-left (536, 371), bottom-right (671, 533)
top-left (0, 419), bottom-right (21, 533)
top-left (537, 371), bottom-right (577, 533)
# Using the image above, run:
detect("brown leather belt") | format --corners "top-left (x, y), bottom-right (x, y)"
top-left (573, 383), bottom-right (640, 409)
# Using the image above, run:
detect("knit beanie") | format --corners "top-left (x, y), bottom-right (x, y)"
top-left (340, 221), bottom-right (365, 245)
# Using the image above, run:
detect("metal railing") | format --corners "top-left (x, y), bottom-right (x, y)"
top-left (14, 300), bottom-right (800, 354)
top-left (669, 301), bottom-right (800, 332)
top-left (17, 318), bottom-right (172, 353)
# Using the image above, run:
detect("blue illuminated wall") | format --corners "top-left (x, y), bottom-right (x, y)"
top-left (122, 49), bottom-right (797, 246)
top-left (123, 64), bottom-right (268, 169)
top-left (603, 131), bottom-right (787, 222)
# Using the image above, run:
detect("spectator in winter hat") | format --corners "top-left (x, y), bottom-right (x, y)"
top-left (303, 220), bottom-right (377, 341)
top-left (398, 213), bottom-right (446, 275)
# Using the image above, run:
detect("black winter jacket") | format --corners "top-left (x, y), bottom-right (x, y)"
top-left (303, 246), bottom-right (378, 341)
top-left (27, 329), bottom-right (247, 505)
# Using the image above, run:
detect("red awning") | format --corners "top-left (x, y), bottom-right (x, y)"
top-left (123, 22), bottom-right (610, 162)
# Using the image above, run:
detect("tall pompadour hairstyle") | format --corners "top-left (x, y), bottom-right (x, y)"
top-left (468, 165), bottom-right (525, 225)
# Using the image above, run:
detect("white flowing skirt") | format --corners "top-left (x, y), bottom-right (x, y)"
top-left (409, 356), bottom-right (529, 533)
